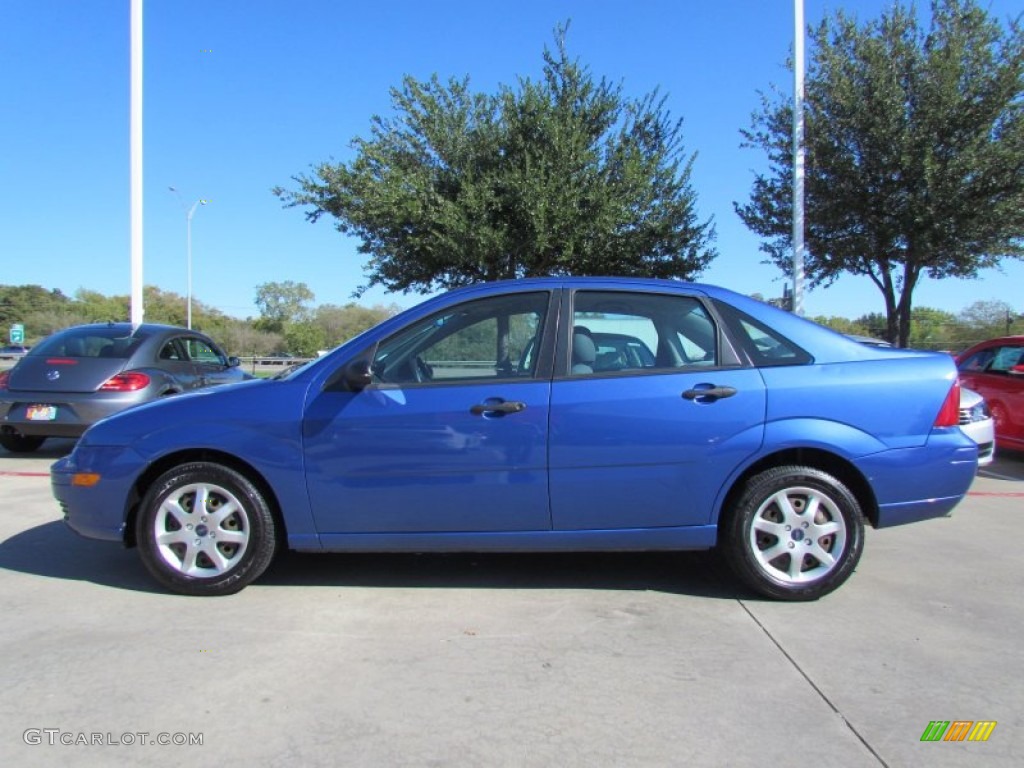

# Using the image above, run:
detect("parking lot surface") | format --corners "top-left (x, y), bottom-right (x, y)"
top-left (1, 440), bottom-right (1021, 767)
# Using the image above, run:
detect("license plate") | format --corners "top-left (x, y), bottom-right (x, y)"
top-left (27, 405), bottom-right (57, 421)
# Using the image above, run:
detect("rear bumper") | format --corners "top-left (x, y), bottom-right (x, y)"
top-left (5, 422), bottom-right (88, 439)
top-left (862, 429), bottom-right (978, 528)
top-left (1, 391), bottom-right (147, 438)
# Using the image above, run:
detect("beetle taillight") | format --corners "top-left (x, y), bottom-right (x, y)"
top-left (933, 379), bottom-right (961, 428)
top-left (0, 370), bottom-right (9, 390)
top-left (98, 372), bottom-right (150, 392)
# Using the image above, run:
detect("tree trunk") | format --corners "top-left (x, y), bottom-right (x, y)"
top-left (895, 263), bottom-right (920, 348)
top-left (880, 269), bottom-right (900, 345)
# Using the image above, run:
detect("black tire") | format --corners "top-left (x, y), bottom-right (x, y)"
top-left (721, 466), bottom-right (865, 601)
top-left (136, 462), bottom-right (277, 596)
top-left (0, 431), bottom-right (46, 454)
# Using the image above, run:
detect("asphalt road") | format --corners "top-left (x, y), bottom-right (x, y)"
top-left (0, 440), bottom-right (1021, 767)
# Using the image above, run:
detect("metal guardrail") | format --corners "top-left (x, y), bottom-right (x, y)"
top-left (241, 356), bottom-right (314, 366)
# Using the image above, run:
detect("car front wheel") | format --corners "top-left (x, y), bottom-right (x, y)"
top-left (136, 462), bottom-right (277, 596)
top-left (722, 466), bottom-right (864, 601)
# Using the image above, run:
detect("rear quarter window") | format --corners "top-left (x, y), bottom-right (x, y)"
top-left (713, 301), bottom-right (812, 367)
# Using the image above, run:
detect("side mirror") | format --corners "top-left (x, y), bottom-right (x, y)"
top-left (227, 356), bottom-right (241, 368)
top-left (339, 358), bottom-right (373, 392)
top-left (1009, 364), bottom-right (1024, 376)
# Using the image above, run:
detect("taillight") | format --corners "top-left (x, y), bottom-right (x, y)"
top-left (933, 379), bottom-right (961, 427)
top-left (99, 372), bottom-right (150, 392)
top-left (0, 370), bottom-right (9, 390)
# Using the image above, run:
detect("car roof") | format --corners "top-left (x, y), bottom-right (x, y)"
top-left (966, 336), bottom-right (1024, 345)
top-left (956, 335), bottom-right (1024, 359)
top-left (59, 322), bottom-right (195, 333)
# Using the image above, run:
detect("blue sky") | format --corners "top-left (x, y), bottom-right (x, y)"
top-left (1, 0), bottom-right (1021, 321)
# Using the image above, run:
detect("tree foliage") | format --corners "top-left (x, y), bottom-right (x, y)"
top-left (4, 281), bottom-right (1018, 359)
top-left (253, 280), bottom-right (316, 332)
top-left (807, 315), bottom-right (876, 337)
top-left (283, 321), bottom-right (327, 358)
top-left (314, 303), bottom-right (399, 347)
top-left (850, 303), bottom-right (1024, 349)
top-left (0, 284), bottom-right (237, 349)
top-left (274, 24), bottom-right (716, 296)
top-left (737, 0), bottom-right (1024, 346)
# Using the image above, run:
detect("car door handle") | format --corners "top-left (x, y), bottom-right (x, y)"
top-left (470, 400), bottom-right (527, 415)
top-left (682, 385), bottom-right (738, 402)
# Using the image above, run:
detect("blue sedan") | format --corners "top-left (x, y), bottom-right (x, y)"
top-left (52, 278), bottom-right (977, 599)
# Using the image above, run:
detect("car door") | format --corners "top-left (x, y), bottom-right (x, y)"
top-left (303, 290), bottom-right (556, 534)
top-left (549, 289), bottom-right (767, 531)
top-left (155, 338), bottom-right (200, 391)
top-left (182, 336), bottom-right (235, 388)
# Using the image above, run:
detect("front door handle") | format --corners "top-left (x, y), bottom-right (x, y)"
top-left (682, 385), bottom-right (738, 402)
top-left (470, 400), bottom-right (527, 416)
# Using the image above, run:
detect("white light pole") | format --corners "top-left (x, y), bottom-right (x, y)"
top-left (792, 0), bottom-right (806, 316)
top-left (130, 0), bottom-right (144, 327)
top-left (169, 187), bottom-right (207, 329)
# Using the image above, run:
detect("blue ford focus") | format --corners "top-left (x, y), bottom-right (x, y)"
top-left (52, 278), bottom-right (977, 599)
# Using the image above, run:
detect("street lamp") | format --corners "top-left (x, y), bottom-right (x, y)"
top-left (168, 186), bottom-right (208, 329)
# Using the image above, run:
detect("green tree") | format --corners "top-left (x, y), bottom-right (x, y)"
top-left (314, 302), bottom-right (398, 348)
top-left (254, 281), bottom-right (315, 332)
top-left (0, 285), bottom-right (70, 325)
top-left (140, 286), bottom-right (230, 330)
top-left (907, 306), bottom-right (959, 349)
top-left (283, 321), bottom-right (327, 358)
top-left (74, 289), bottom-right (129, 323)
top-left (274, 24), bottom-right (715, 296)
top-left (0, 285), bottom-right (73, 341)
top-left (853, 312), bottom-right (889, 338)
top-left (957, 299), bottom-right (1022, 343)
top-left (217, 324), bottom-right (281, 359)
top-left (737, 0), bottom-right (1024, 346)
top-left (808, 315), bottom-right (874, 337)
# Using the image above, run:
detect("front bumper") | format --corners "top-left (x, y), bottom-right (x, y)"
top-left (52, 445), bottom-right (144, 544)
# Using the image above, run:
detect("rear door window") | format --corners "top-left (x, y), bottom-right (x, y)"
top-left (569, 291), bottom-right (718, 376)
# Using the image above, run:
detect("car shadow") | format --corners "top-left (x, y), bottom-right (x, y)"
top-left (0, 521), bottom-right (162, 592)
top-left (0, 521), bottom-right (751, 599)
top-left (978, 450), bottom-right (1024, 481)
top-left (259, 548), bottom-right (747, 599)
top-left (0, 438), bottom-right (77, 461)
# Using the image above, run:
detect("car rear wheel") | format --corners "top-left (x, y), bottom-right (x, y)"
top-left (722, 466), bottom-right (864, 601)
top-left (0, 430), bottom-right (46, 454)
top-left (136, 462), bottom-right (277, 596)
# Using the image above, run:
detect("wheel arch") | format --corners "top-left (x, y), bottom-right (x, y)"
top-left (123, 449), bottom-right (286, 548)
top-left (717, 448), bottom-right (879, 530)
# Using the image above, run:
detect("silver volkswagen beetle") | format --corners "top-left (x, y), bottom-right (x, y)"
top-left (0, 322), bottom-right (251, 453)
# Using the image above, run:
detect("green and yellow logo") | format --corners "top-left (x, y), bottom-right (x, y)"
top-left (921, 721), bottom-right (997, 742)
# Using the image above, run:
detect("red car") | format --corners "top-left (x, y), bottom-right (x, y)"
top-left (957, 336), bottom-right (1024, 453)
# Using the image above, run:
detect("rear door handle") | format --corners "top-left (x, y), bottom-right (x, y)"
top-left (682, 385), bottom-right (737, 402)
top-left (470, 400), bottom-right (527, 416)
